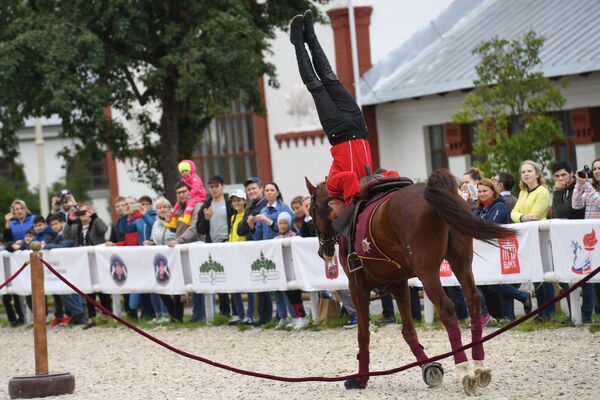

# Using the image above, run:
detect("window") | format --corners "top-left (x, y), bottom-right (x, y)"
top-left (195, 100), bottom-right (257, 184)
top-left (66, 149), bottom-right (108, 191)
top-left (428, 125), bottom-right (448, 170)
top-left (552, 110), bottom-right (577, 167)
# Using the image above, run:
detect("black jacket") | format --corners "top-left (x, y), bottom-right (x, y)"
top-left (196, 195), bottom-right (234, 243)
top-left (552, 179), bottom-right (585, 219)
top-left (237, 197), bottom-right (268, 241)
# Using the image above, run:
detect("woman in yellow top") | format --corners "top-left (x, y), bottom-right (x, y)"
top-left (228, 189), bottom-right (255, 325)
top-left (511, 160), bottom-right (551, 223)
top-left (510, 160), bottom-right (554, 320)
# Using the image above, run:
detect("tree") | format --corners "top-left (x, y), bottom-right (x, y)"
top-left (452, 31), bottom-right (567, 179)
top-left (0, 1), bottom-right (328, 201)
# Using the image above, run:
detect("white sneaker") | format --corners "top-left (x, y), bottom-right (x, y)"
top-left (228, 316), bottom-right (241, 325)
top-left (293, 317), bottom-right (309, 330)
top-left (276, 318), bottom-right (289, 329)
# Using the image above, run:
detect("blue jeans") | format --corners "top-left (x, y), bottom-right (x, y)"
top-left (445, 286), bottom-right (469, 320)
top-left (257, 292), bottom-right (273, 324)
top-left (63, 294), bottom-right (85, 323)
top-left (150, 294), bottom-right (169, 318)
top-left (560, 283), bottom-right (595, 322)
top-left (411, 287), bottom-right (422, 321)
top-left (491, 284), bottom-right (529, 321)
top-left (381, 292), bottom-right (395, 317)
top-left (231, 292), bottom-right (255, 320)
top-left (190, 293), bottom-right (206, 322)
top-left (534, 282), bottom-right (556, 319)
top-left (274, 291), bottom-right (292, 319)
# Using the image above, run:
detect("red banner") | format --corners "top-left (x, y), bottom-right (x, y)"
top-left (499, 236), bottom-right (521, 275)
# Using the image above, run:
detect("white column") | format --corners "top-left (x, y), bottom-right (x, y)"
top-left (35, 118), bottom-right (49, 216)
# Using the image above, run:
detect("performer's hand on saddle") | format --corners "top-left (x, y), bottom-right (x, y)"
top-left (327, 198), bottom-right (346, 219)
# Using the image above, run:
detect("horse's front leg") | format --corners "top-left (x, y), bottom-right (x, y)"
top-left (345, 279), bottom-right (371, 390)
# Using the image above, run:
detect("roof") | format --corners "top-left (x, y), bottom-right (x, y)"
top-left (360, 0), bottom-right (600, 105)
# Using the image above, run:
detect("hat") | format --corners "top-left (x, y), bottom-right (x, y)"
top-left (178, 161), bottom-right (192, 173)
top-left (244, 177), bottom-right (262, 187)
top-left (208, 175), bottom-right (225, 185)
top-left (229, 189), bottom-right (247, 201)
top-left (277, 211), bottom-right (292, 225)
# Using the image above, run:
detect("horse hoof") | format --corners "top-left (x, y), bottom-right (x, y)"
top-left (422, 362), bottom-right (444, 387)
top-left (344, 379), bottom-right (367, 390)
top-left (475, 367), bottom-right (492, 387)
top-left (461, 375), bottom-right (477, 396)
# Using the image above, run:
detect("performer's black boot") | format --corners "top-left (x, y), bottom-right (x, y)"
top-left (291, 14), bottom-right (323, 90)
top-left (303, 9), bottom-right (338, 83)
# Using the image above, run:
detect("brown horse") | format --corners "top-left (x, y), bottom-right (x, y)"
top-left (305, 169), bottom-right (514, 395)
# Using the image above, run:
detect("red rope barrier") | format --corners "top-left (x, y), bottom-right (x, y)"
top-left (39, 258), bottom-right (600, 383)
top-left (0, 261), bottom-right (29, 291)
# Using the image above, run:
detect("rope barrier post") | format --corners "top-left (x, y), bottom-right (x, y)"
top-left (8, 242), bottom-right (75, 399)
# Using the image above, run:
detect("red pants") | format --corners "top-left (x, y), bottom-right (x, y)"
top-left (327, 139), bottom-right (373, 205)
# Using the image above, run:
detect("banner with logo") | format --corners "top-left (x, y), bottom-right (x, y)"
top-left (289, 237), bottom-right (349, 291)
top-left (0, 251), bottom-right (8, 295)
top-left (550, 219), bottom-right (600, 283)
top-left (439, 222), bottom-right (543, 286)
top-left (187, 240), bottom-right (288, 293)
top-left (95, 246), bottom-right (186, 294)
top-left (8, 248), bottom-right (93, 295)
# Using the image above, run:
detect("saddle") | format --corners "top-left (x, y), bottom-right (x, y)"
top-left (331, 174), bottom-right (414, 271)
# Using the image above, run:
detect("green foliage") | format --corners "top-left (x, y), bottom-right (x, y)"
top-left (0, 0), bottom-right (329, 200)
top-left (0, 164), bottom-right (40, 226)
top-left (452, 31), bottom-right (567, 179)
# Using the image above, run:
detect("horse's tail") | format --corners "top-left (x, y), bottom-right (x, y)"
top-left (423, 169), bottom-right (515, 245)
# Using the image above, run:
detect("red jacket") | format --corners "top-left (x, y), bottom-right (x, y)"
top-left (114, 212), bottom-right (142, 246)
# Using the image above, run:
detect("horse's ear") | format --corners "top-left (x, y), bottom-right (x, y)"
top-left (305, 177), bottom-right (316, 195)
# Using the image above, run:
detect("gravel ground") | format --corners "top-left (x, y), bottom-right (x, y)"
top-left (1, 324), bottom-right (598, 400)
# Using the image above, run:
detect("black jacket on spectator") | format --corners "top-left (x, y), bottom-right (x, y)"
top-left (109, 217), bottom-right (126, 243)
top-left (552, 179), bottom-right (585, 219)
top-left (300, 218), bottom-right (316, 237)
top-left (237, 197), bottom-right (268, 241)
top-left (196, 195), bottom-right (234, 243)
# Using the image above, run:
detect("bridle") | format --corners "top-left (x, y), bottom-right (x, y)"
top-left (310, 191), bottom-right (339, 251)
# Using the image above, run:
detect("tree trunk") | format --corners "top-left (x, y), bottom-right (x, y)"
top-left (159, 89), bottom-right (181, 204)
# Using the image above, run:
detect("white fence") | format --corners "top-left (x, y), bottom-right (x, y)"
top-left (2, 220), bottom-right (600, 324)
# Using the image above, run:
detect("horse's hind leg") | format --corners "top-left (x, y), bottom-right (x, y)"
top-left (390, 282), bottom-right (444, 388)
top-left (419, 273), bottom-right (477, 395)
top-left (344, 278), bottom-right (371, 390)
top-left (451, 264), bottom-right (492, 388)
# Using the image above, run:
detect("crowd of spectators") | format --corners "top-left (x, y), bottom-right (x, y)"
top-left (2, 158), bottom-right (599, 329)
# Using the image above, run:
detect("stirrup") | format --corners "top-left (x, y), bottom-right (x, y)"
top-left (347, 252), bottom-right (364, 273)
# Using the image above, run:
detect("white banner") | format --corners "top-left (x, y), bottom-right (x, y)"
top-left (289, 237), bottom-right (349, 291)
top-left (439, 222), bottom-right (544, 286)
top-left (187, 240), bottom-right (288, 293)
top-left (95, 246), bottom-right (186, 294)
top-left (1, 251), bottom-right (8, 295)
top-left (8, 248), bottom-right (93, 295)
top-left (550, 219), bottom-right (600, 283)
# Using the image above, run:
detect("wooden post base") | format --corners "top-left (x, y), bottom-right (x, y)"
top-left (8, 372), bottom-right (75, 399)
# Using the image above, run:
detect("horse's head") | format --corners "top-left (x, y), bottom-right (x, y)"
top-left (305, 177), bottom-right (338, 260)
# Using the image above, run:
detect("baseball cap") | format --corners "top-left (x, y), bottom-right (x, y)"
top-left (244, 177), bottom-right (262, 187)
top-left (208, 175), bottom-right (225, 185)
top-left (229, 189), bottom-right (247, 201)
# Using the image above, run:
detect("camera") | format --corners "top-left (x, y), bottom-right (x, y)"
top-left (57, 189), bottom-right (72, 205)
top-left (74, 210), bottom-right (87, 217)
top-left (577, 165), bottom-right (592, 179)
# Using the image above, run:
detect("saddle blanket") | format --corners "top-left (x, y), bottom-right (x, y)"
top-left (353, 191), bottom-right (396, 261)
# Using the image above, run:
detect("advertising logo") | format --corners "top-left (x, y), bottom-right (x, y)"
top-left (250, 251), bottom-right (279, 283)
top-left (198, 254), bottom-right (227, 285)
top-left (571, 229), bottom-right (596, 275)
top-left (110, 254), bottom-right (128, 286)
top-left (154, 253), bottom-right (170, 286)
top-left (439, 259), bottom-right (453, 277)
top-left (498, 236), bottom-right (521, 275)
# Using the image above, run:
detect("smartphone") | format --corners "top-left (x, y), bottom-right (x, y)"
top-left (74, 210), bottom-right (87, 217)
top-left (130, 203), bottom-right (140, 211)
top-left (467, 183), bottom-right (478, 200)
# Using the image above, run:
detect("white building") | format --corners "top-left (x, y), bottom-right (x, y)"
top-left (11, 0), bottom-right (600, 223)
